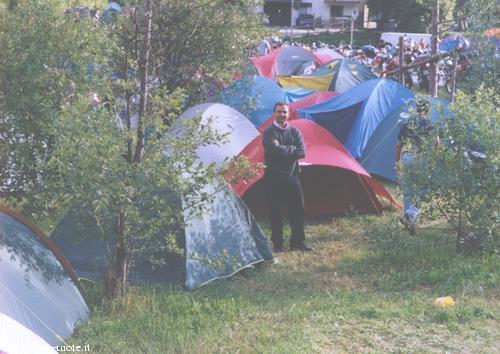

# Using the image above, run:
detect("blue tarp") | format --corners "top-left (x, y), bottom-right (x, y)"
top-left (359, 97), bottom-right (451, 183)
top-left (219, 75), bottom-right (286, 127)
top-left (298, 78), bottom-right (415, 159)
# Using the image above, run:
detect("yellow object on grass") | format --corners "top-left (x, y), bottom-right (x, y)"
top-left (433, 296), bottom-right (455, 307)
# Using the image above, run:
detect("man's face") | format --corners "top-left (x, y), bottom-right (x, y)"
top-left (274, 104), bottom-right (289, 127)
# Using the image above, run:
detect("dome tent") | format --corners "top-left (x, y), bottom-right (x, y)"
top-left (298, 78), bottom-right (415, 159)
top-left (0, 312), bottom-right (57, 354)
top-left (313, 48), bottom-right (345, 61)
top-left (218, 76), bottom-right (286, 127)
top-left (359, 97), bottom-right (451, 183)
top-left (0, 205), bottom-right (89, 347)
top-left (277, 59), bottom-right (376, 94)
top-left (286, 91), bottom-right (338, 121)
top-left (250, 46), bottom-right (321, 80)
top-left (219, 76), bottom-right (320, 128)
top-left (177, 103), bottom-right (260, 165)
top-left (232, 120), bottom-right (396, 216)
top-left (51, 179), bottom-right (272, 290)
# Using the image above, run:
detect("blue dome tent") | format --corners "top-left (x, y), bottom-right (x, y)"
top-left (219, 75), bottom-right (286, 127)
top-left (359, 97), bottom-right (451, 183)
top-left (298, 79), bottom-right (415, 160)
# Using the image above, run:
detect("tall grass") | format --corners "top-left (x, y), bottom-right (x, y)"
top-left (68, 210), bottom-right (499, 353)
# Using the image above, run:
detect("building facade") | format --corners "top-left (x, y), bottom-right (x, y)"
top-left (262, 0), bottom-right (366, 27)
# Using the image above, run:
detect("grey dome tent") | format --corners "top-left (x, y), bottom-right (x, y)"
top-left (51, 180), bottom-right (273, 290)
top-left (0, 205), bottom-right (89, 347)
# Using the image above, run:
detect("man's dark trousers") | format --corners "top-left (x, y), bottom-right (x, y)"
top-left (266, 172), bottom-right (305, 248)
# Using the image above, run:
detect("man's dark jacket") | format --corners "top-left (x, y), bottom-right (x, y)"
top-left (262, 122), bottom-right (306, 178)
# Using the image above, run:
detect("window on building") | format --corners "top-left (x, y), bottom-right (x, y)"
top-left (298, 3), bottom-right (312, 15)
top-left (330, 6), bottom-right (343, 18)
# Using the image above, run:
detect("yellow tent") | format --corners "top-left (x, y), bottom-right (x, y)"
top-left (277, 72), bottom-right (335, 91)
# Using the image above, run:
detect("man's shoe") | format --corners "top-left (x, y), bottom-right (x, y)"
top-left (290, 244), bottom-right (314, 252)
top-left (399, 215), bottom-right (416, 236)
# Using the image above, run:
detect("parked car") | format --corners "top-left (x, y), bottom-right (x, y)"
top-left (296, 14), bottom-right (314, 29)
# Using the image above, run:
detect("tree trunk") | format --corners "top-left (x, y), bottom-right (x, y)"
top-left (105, 211), bottom-right (128, 298)
top-left (398, 36), bottom-right (404, 84)
top-left (429, 0), bottom-right (439, 97)
top-left (133, 0), bottom-right (154, 164)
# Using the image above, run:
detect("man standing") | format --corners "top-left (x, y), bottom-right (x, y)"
top-left (262, 102), bottom-right (312, 252)
top-left (395, 99), bottom-right (437, 235)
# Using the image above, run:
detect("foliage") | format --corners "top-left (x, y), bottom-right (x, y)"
top-left (1, 0), bottom-right (264, 297)
top-left (453, 0), bottom-right (498, 31)
top-left (402, 88), bottom-right (499, 253)
top-left (453, 33), bottom-right (499, 95)
top-left (110, 0), bottom-right (263, 108)
top-left (367, 0), bottom-right (455, 32)
top-left (0, 1), bottom-right (107, 196)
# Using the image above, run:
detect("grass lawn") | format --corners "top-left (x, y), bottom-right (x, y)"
top-left (68, 203), bottom-right (499, 353)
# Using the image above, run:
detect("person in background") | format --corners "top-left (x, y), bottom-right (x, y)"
top-left (396, 99), bottom-right (439, 235)
top-left (262, 102), bottom-right (313, 253)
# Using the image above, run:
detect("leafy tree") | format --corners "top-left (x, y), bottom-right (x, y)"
top-left (0, 1), bottom-right (106, 197)
top-left (1, 0), bottom-right (264, 297)
top-left (403, 88), bottom-right (499, 254)
top-left (453, 0), bottom-right (497, 31)
top-left (367, 0), bottom-right (455, 32)
top-left (452, 33), bottom-right (498, 96)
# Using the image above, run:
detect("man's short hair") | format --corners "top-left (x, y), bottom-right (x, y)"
top-left (273, 101), bottom-right (289, 112)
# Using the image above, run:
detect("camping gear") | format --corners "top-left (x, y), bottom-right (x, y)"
top-left (277, 59), bottom-right (376, 94)
top-left (232, 119), bottom-right (396, 216)
top-left (282, 87), bottom-right (317, 103)
top-left (177, 103), bottom-right (260, 165)
top-left (0, 205), bottom-right (89, 347)
top-left (298, 78), bottom-right (415, 160)
top-left (359, 97), bottom-right (451, 183)
top-left (250, 46), bottom-right (325, 80)
top-left (219, 76), bottom-right (286, 127)
top-left (0, 313), bottom-right (57, 354)
top-left (313, 48), bottom-right (344, 61)
top-left (51, 180), bottom-right (272, 291)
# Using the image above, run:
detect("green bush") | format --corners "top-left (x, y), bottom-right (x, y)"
top-left (403, 88), bottom-right (499, 254)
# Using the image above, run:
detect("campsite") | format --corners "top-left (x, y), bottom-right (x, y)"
top-left (0, 0), bottom-right (498, 353)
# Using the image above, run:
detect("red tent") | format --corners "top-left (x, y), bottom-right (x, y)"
top-left (258, 91), bottom-right (338, 132)
top-left (232, 119), bottom-right (396, 216)
top-left (250, 46), bottom-right (329, 80)
top-left (289, 91), bottom-right (338, 121)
